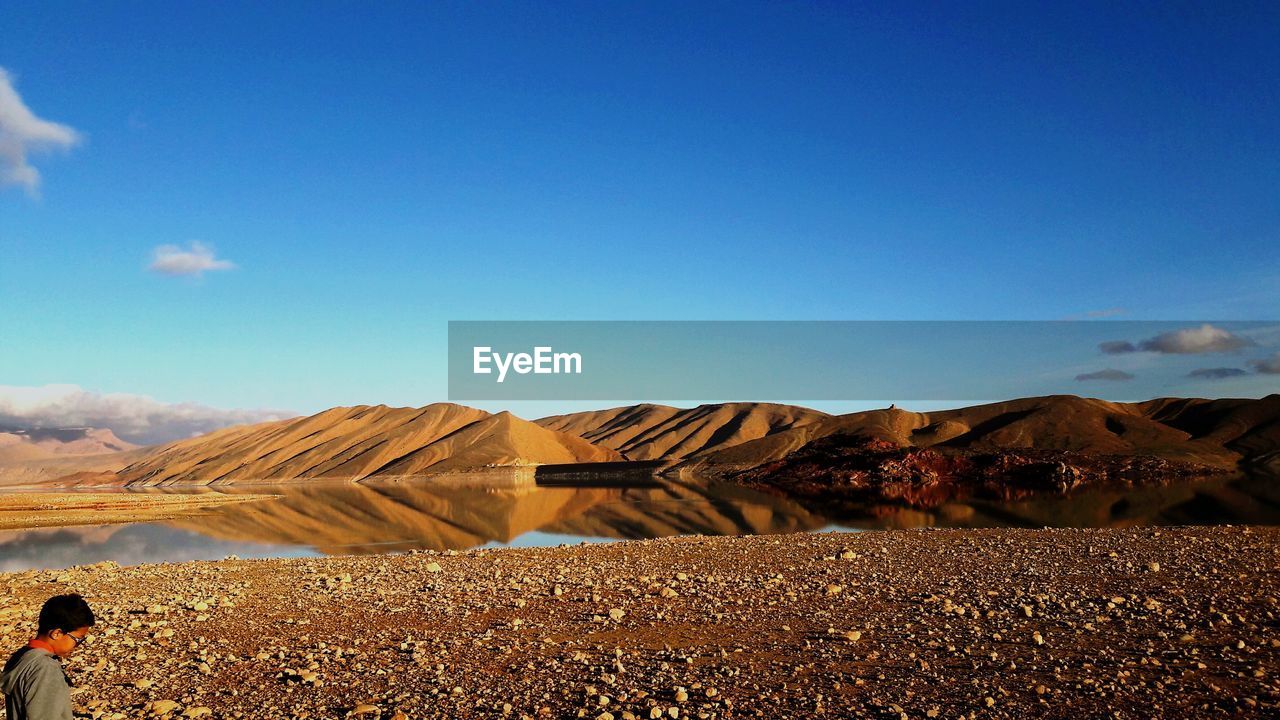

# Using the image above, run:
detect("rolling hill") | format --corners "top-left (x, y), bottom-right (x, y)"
top-left (536, 402), bottom-right (828, 461)
top-left (20, 395), bottom-right (1278, 489)
top-left (674, 394), bottom-right (1280, 477)
top-left (110, 403), bottom-right (622, 486)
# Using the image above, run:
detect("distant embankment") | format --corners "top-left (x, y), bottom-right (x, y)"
top-left (535, 460), bottom-right (668, 487)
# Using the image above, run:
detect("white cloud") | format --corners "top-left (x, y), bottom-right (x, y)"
top-left (148, 241), bottom-right (236, 277)
top-left (0, 384), bottom-right (294, 445)
top-left (1101, 324), bottom-right (1255, 355)
top-left (0, 67), bottom-right (80, 195)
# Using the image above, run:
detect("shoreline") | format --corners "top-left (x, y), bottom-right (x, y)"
top-left (0, 492), bottom-right (277, 530)
top-left (0, 526), bottom-right (1273, 718)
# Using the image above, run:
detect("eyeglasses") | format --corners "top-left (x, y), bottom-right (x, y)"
top-left (59, 631), bottom-right (87, 647)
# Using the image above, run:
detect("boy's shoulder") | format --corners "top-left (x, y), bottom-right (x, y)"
top-left (3, 646), bottom-right (62, 678)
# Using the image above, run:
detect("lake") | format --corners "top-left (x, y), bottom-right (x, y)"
top-left (1, 469), bottom-right (1276, 571)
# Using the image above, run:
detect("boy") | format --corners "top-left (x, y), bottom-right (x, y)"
top-left (1, 594), bottom-right (95, 720)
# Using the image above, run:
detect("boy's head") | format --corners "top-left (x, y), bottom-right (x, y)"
top-left (37, 594), bottom-right (95, 658)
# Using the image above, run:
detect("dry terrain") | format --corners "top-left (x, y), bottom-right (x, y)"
top-left (0, 527), bottom-right (1274, 719)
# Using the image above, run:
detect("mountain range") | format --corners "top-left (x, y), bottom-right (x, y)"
top-left (673, 395), bottom-right (1280, 477)
top-left (109, 403), bottom-right (619, 486)
top-left (534, 402), bottom-right (827, 460)
top-left (1, 394), bottom-right (1276, 488)
top-left (0, 427), bottom-right (136, 463)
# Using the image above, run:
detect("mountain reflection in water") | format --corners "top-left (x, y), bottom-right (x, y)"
top-left (0, 469), bottom-right (1276, 571)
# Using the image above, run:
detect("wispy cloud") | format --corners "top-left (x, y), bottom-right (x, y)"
top-left (0, 67), bottom-right (81, 196)
top-left (1100, 324), bottom-right (1255, 355)
top-left (148, 241), bottom-right (236, 277)
top-left (1075, 369), bottom-right (1134, 382)
top-left (1251, 353), bottom-right (1280, 375)
top-left (0, 384), bottom-right (294, 445)
top-left (1099, 340), bottom-right (1137, 354)
top-left (1187, 367), bottom-right (1249, 380)
top-left (1062, 307), bottom-right (1127, 321)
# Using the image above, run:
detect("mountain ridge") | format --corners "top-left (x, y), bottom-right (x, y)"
top-left (536, 402), bottom-right (829, 461)
top-left (111, 403), bottom-right (621, 486)
top-left (674, 394), bottom-right (1280, 477)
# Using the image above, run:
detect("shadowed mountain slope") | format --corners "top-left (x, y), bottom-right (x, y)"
top-left (113, 403), bottom-right (622, 486)
top-left (536, 402), bottom-right (828, 461)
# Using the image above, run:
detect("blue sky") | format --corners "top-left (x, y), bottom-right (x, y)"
top-left (1, 2), bottom-right (1278, 431)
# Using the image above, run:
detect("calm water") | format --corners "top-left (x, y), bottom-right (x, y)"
top-left (1, 469), bottom-right (1276, 571)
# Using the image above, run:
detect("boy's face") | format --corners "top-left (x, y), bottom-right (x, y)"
top-left (47, 626), bottom-right (90, 658)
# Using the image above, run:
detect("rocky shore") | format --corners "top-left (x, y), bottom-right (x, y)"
top-left (0, 527), bottom-right (1275, 719)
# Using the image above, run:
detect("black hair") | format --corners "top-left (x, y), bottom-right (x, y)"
top-left (38, 594), bottom-right (96, 634)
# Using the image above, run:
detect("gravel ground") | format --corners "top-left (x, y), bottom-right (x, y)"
top-left (0, 526), bottom-right (1275, 719)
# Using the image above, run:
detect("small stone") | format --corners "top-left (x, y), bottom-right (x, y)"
top-left (147, 700), bottom-right (181, 717)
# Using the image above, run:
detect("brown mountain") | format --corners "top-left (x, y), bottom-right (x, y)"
top-left (112, 403), bottom-right (622, 486)
top-left (0, 449), bottom-right (151, 487)
top-left (0, 427), bottom-right (137, 463)
top-left (0, 428), bottom-right (144, 487)
top-left (674, 395), bottom-right (1280, 478)
top-left (536, 402), bottom-right (829, 461)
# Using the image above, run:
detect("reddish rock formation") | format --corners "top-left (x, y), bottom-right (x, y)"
top-left (734, 434), bottom-right (1228, 509)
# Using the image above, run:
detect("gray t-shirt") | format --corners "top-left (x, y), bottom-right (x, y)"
top-left (1, 647), bottom-right (73, 720)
